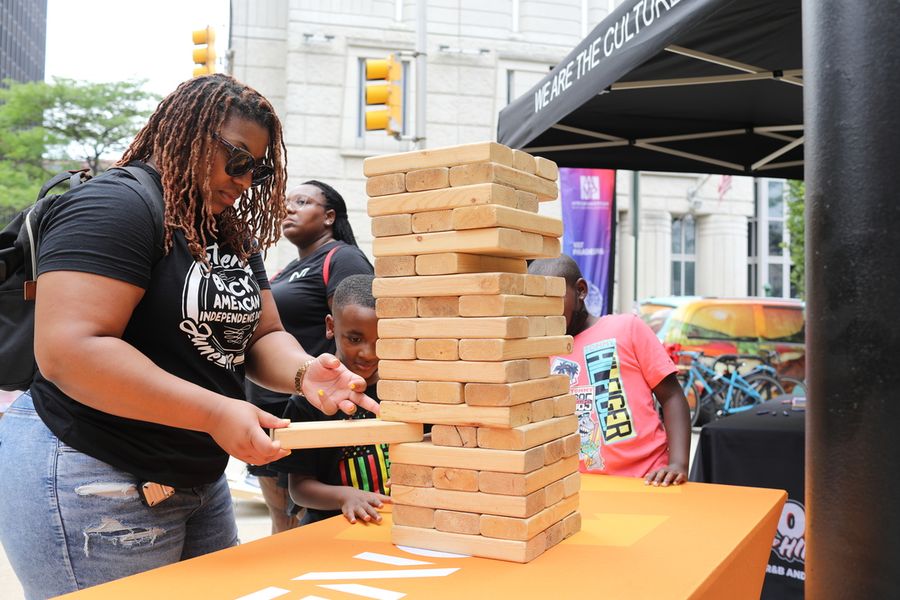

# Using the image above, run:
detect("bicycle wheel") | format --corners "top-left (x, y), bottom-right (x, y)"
top-left (733, 373), bottom-right (785, 408)
top-left (780, 376), bottom-right (806, 396)
top-left (676, 372), bottom-right (702, 427)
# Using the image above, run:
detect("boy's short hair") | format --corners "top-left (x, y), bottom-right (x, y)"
top-left (331, 274), bottom-right (375, 312)
top-left (528, 255), bottom-right (583, 288)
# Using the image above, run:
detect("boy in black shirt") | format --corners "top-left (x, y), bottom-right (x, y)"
top-left (271, 274), bottom-right (390, 524)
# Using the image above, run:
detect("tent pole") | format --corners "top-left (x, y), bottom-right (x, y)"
top-left (632, 171), bottom-right (639, 304)
top-left (805, 1), bottom-right (900, 596)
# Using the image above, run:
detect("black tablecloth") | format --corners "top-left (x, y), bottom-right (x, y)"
top-left (690, 396), bottom-right (806, 599)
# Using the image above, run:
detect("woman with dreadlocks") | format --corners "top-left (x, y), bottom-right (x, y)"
top-left (0, 74), bottom-right (377, 597)
top-left (246, 180), bottom-right (372, 534)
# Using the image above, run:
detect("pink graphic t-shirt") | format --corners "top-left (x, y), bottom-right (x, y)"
top-left (551, 313), bottom-right (676, 477)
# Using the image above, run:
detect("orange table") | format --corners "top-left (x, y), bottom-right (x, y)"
top-left (59, 476), bottom-right (784, 600)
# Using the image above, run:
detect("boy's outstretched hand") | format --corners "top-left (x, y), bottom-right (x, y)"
top-left (340, 488), bottom-right (391, 524)
top-left (644, 463), bottom-right (688, 487)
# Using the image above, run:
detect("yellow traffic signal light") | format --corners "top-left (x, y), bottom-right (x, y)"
top-left (192, 27), bottom-right (216, 77)
top-left (364, 54), bottom-right (404, 135)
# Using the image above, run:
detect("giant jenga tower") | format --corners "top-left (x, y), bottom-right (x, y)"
top-left (365, 142), bottom-right (581, 563)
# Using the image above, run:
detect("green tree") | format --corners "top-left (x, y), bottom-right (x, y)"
top-left (0, 78), bottom-right (158, 212)
top-left (786, 179), bottom-right (805, 298)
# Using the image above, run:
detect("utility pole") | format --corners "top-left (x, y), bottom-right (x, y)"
top-left (415, 0), bottom-right (427, 149)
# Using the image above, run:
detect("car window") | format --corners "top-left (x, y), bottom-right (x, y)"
top-left (641, 308), bottom-right (673, 334)
top-left (761, 306), bottom-right (805, 343)
top-left (684, 304), bottom-right (756, 341)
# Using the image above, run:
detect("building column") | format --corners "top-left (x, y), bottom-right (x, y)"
top-left (694, 214), bottom-right (747, 297)
top-left (637, 209), bottom-right (672, 299)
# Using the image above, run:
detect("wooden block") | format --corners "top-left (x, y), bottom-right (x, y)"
top-left (391, 484), bottom-right (544, 518)
top-left (432, 467), bottom-right (479, 491)
top-left (374, 256), bottom-right (416, 278)
top-left (364, 142), bottom-right (514, 177)
top-left (416, 381), bottom-right (464, 404)
top-left (377, 379), bottom-right (417, 402)
top-left (458, 295), bottom-right (564, 318)
top-left (412, 209), bottom-right (453, 233)
top-left (434, 510), bottom-right (481, 535)
top-left (524, 274), bottom-right (546, 296)
top-left (417, 296), bottom-right (459, 317)
top-left (379, 360), bottom-right (531, 384)
top-left (528, 316), bottom-right (546, 337)
top-left (389, 440), bottom-right (545, 473)
top-left (516, 190), bottom-right (539, 213)
top-left (543, 479), bottom-right (566, 506)
top-left (367, 172), bottom-right (407, 197)
top-left (540, 236), bottom-right (562, 258)
top-left (391, 525), bottom-right (547, 564)
top-left (544, 276), bottom-right (567, 297)
top-left (530, 397), bottom-right (555, 423)
top-left (416, 339), bottom-right (459, 361)
top-left (478, 455), bottom-right (579, 496)
top-left (371, 214), bottom-right (412, 237)
top-left (545, 511), bottom-right (581, 550)
top-left (375, 296), bottom-right (417, 318)
top-left (416, 253), bottom-right (527, 276)
top-left (272, 419), bottom-right (423, 449)
top-left (373, 227), bottom-right (543, 258)
top-left (480, 493), bottom-right (579, 541)
top-left (376, 338), bottom-right (416, 360)
top-left (512, 149), bottom-right (537, 174)
top-left (561, 432), bottom-right (580, 457)
top-left (391, 463), bottom-right (434, 487)
top-left (543, 438), bottom-right (566, 466)
top-left (554, 393), bottom-right (577, 416)
top-left (367, 183), bottom-right (516, 217)
top-left (392, 505), bottom-right (435, 528)
top-left (430, 424), bottom-right (478, 446)
top-left (562, 471), bottom-right (581, 497)
top-left (529, 357), bottom-right (551, 379)
top-left (465, 375), bottom-right (570, 407)
top-left (545, 316), bottom-right (567, 335)
top-left (449, 162), bottom-right (559, 201)
top-left (451, 204), bottom-right (563, 237)
top-left (458, 336), bottom-right (573, 361)
top-left (379, 317), bottom-right (530, 340)
top-left (381, 400), bottom-right (532, 427)
top-left (373, 273), bottom-right (524, 298)
top-left (406, 167), bottom-right (449, 192)
top-left (477, 415), bottom-right (578, 451)
top-left (534, 156), bottom-right (559, 181)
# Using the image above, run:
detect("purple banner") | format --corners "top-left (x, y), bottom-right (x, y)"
top-left (559, 168), bottom-right (616, 316)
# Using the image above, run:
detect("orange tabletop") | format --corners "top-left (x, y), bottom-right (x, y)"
top-left (59, 475), bottom-right (785, 600)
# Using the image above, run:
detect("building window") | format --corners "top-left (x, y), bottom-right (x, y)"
top-left (749, 179), bottom-right (795, 298)
top-left (672, 216), bottom-right (696, 296)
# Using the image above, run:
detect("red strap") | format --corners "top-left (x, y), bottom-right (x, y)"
top-left (322, 246), bottom-right (339, 286)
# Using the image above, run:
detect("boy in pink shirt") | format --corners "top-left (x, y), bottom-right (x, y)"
top-left (529, 255), bottom-right (691, 486)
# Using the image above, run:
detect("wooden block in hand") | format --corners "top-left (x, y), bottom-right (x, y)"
top-left (389, 439), bottom-right (545, 473)
top-left (390, 484), bottom-right (544, 518)
top-left (375, 296), bottom-right (417, 318)
top-left (406, 167), bottom-right (449, 192)
top-left (465, 375), bottom-right (570, 407)
top-left (480, 494), bottom-right (579, 541)
top-left (378, 359), bottom-right (532, 384)
top-left (416, 338), bottom-right (459, 361)
top-left (512, 149), bottom-right (537, 174)
top-left (457, 336), bottom-right (573, 361)
top-left (458, 295), bottom-right (564, 317)
top-left (272, 419), bottom-right (423, 449)
top-left (379, 316), bottom-right (530, 339)
top-left (368, 183), bottom-right (516, 217)
top-left (417, 296), bottom-right (459, 317)
top-left (416, 381), bottom-right (464, 404)
top-left (373, 227), bottom-right (543, 258)
top-left (449, 162), bottom-right (559, 200)
top-left (366, 172), bottom-right (407, 197)
top-left (451, 204), bottom-right (563, 237)
top-left (363, 142), bottom-right (514, 177)
top-left (391, 525), bottom-right (547, 564)
top-left (478, 455), bottom-right (579, 496)
top-left (374, 256), bottom-right (416, 278)
top-left (376, 338), bottom-right (416, 360)
top-left (377, 379), bottom-right (417, 402)
top-left (380, 400), bottom-right (532, 427)
top-left (391, 463), bottom-right (434, 487)
top-left (534, 156), bottom-right (559, 181)
top-left (434, 509), bottom-right (481, 535)
top-left (415, 253), bottom-right (527, 276)
top-left (371, 214), bottom-right (412, 237)
top-left (432, 467), bottom-right (479, 492)
top-left (373, 272), bottom-right (524, 298)
top-left (476, 415), bottom-right (578, 451)
top-left (412, 209), bottom-right (453, 233)
top-left (430, 424), bottom-right (478, 446)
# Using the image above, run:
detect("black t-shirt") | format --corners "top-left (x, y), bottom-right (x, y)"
top-left (246, 241), bottom-right (373, 409)
top-left (269, 389), bottom-right (388, 524)
top-left (30, 163), bottom-right (270, 488)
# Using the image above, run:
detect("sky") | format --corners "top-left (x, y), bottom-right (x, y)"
top-left (45, 0), bottom-right (231, 96)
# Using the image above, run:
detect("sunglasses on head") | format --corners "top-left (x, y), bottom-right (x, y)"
top-left (213, 133), bottom-right (274, 187)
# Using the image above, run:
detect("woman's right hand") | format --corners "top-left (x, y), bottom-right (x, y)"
top-left (205, 399), bottom-right (290, 466)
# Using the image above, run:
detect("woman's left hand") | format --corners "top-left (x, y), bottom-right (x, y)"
top-left (302, 354), bottom-right (380, 416)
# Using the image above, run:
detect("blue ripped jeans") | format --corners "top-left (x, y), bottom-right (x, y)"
top-left (0, 393), bottom-right (238, 599)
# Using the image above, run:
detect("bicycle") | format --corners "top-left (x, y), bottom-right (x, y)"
top-left (756, 348), bottom-right (807, 396)
top-left (675, 351), bottom-right (785, 426)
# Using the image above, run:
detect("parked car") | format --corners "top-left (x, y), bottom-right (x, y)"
top-left (635, 296), bottom-right (805, 380)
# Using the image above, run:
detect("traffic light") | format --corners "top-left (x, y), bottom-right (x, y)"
top-left (192, 27), bottom-right (216, 77)
top-left (364, 54), bottom-right (404, 135)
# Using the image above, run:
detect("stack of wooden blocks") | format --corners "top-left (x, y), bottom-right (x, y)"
top-left (365, 141), bottom-right (582, 563)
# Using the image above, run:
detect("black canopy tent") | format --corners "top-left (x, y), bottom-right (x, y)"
top-left (497, 0), bottom-right (803, 180)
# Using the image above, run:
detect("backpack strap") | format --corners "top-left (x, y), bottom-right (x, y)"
top-left (322, 245), bottom-right (339, 287)
top-left (113, 165), bottom-right (165, 263)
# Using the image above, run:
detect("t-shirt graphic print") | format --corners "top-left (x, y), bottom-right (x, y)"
top-left (180, 243), bottom-right (262, 370)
